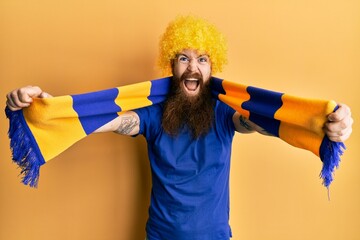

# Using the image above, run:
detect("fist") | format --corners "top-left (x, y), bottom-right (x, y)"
top-left (6, 86), bottom-right (52, 111)
top-left (324, 103), bottom-right (353, 142)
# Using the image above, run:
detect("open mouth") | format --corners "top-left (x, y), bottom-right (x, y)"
top-left (184, 78), bottom-right (200, 92)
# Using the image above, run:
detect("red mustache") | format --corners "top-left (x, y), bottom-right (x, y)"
top-left (180, 72), bottom-right (203, 82)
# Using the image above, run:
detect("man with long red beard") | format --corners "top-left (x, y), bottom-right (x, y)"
top-left (6, 16), bottom-right (353, 240)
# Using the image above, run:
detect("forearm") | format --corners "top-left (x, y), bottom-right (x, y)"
top-left (233, 112), bottom-right (273, 136)
top-left (94, 111), bottom-right (140, 135)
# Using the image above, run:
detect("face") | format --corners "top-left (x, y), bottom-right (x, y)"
top-left (162, 49), bottom-right (214, 138)
top-left (172, 49), bottom-right (212, 97)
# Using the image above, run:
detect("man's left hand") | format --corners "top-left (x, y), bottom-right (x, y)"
top-left (324, 103), bottom-right (353, 142)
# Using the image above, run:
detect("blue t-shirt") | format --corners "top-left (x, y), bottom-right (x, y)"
top-left (134, 100), bottom-right (236, 240)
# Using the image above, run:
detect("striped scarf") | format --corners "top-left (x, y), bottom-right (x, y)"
top-left (5, 77), bottom-right (345, 188)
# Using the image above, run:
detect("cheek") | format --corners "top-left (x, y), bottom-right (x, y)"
top-left (173, 64), bottom-right (186, 78)
top-left (200, 65), bottom-right (211, 78)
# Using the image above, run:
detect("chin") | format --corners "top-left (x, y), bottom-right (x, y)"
top-left (185, 90), bottom-right (200, 97)
top-left (182, 88), bottom-right (201, 99)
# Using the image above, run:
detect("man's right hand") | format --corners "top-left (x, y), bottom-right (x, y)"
top-left (6, 86), bottom-right (52, 111)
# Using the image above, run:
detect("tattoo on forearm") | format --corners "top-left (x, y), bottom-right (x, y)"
top-left (239, 115), bottom-right (273, 136)
top-left (116, 116), bottom-right (139, 135)
top-left (259, 128), bottom-right (272, 136)
top-left (239, 115), bottom-right (253, 131)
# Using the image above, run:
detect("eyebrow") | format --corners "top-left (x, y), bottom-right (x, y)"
top-left (176, 53), bottom-right (209, 58)
top-left (176, 53), bottom-right (189, 58)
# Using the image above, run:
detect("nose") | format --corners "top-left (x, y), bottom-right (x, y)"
top-left (187, 59), bottom-right (198, 72)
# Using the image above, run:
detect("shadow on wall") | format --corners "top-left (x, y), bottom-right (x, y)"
top-left (112, 135), bottom-right (152, 240)
top-left (130, 136), bottom-right (151, 240)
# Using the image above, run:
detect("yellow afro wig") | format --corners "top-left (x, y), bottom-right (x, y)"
top-left (158, 15), bottom-right (228, 76)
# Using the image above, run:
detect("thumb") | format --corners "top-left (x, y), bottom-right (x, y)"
top-left (39, 91), bottom-right (52, 98)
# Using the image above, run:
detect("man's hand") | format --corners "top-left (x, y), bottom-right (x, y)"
top-left (324, 103), bottom-right (353, 142)
top-left (6, 86), bottom-right (52, 111)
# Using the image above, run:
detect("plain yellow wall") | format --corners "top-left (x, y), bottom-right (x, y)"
top-left (0, 0), bottom-right (359, 240)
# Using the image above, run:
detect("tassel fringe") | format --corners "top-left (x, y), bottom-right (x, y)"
top-left (5, 107), bottom-right (45, 187)
top-left (319, 135), bottom-right (346, 188)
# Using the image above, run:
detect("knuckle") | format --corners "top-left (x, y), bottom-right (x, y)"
top-left (9, 91), bottom-right (19, 101)
top-left (340, 121), bottom-right (347, 129)
top-left (17, 90), bottom-right (28, 101)
top-left (344, 104), bottom-right (350, 112)
top-left (333, 114), bottom-right (341, 121)
top-left (17, 87), bottom-right (27, 96)
top-left (329, 136), bottom-right (338, 142)
top-left (32, 86), bottom-right (41, 92)
top-left (6, 92), bottom-right (12, 100)
top-left (338, 130), bottom-right (345, 137)
top-left (339, 135), bottom-right (347, 142)
top-left (349, 117), bottom-right (354, 125)
top-left (325, 122), bottom-right (335, 132)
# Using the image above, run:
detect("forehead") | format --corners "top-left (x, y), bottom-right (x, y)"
top-left (178, 49), bottom-right (209, 57)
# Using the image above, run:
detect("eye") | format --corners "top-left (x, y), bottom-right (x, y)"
top-left (178, 55), bottom-right (189, 63)
top-left (198, 56), bottom-right (209, 64)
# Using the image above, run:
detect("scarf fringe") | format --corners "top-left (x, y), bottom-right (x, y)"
top-left (5, 107), bottom-right (45, 187)
top-left (319, 135), bottom-right (346, 188)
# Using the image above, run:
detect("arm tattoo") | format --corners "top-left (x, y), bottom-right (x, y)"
top-left (239, 115), bottom-right (273, 136)
top-left (239, 115), bottom-right (253, 131)
top-left (116, 115), bottom-right (139, 135)
top-left (258, 128), bottom-right (273, 136)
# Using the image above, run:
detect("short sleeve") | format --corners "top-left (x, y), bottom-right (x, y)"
top-left (214, 101), bottom-right (236, 135)
top-left (133, 104), bottom-right (163, 141)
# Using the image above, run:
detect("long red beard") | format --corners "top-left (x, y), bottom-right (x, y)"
top-left (162, 75), bottom-right (214, 138)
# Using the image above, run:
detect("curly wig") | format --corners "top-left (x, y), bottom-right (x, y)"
top-left (158, 15), bottom-right (228, 75)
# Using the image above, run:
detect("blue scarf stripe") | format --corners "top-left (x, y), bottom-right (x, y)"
top-left (72, 88), bottom-right (121, 135)
top-left (147, 77), bottom-right (171, 103)
top-left (242, 86), bottom-right (284, 137)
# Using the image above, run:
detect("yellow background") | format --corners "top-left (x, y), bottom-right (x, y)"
top-left (0, 0), bottom-right (359, 239)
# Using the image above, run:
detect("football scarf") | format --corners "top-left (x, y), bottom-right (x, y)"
top-left (5, 77), bottom-right (345, 188)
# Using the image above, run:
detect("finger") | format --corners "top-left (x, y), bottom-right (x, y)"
top-left (6, 86), bottom-right (43, 111)
top-left (340, 128), bottom-right (353, 142)
top-left (328, 103), bottom-right (351, 122)
top-left (326, 112), bottom-right (353, 132)
top-left (325, 121), bottom-right (353, 142)
top-left (6, 95), bottom-right (16, 108)
top-left (327, 128), bottom-right (352, 142)
top-left (17, 86), bottom-right (43, 103)
top-left (39, 91), bottom-right (52, 98)
top-left (6, 98), bottom-right (24, 111)
top-left (7, 91), bottom-right (31, 109)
